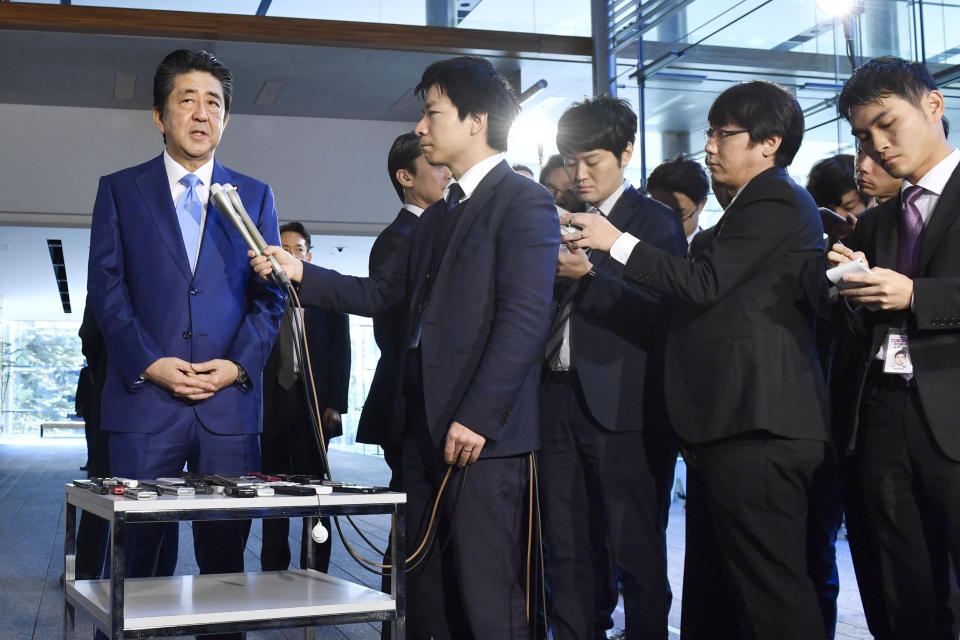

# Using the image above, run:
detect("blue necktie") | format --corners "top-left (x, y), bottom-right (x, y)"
top-left (176, 173), bottom-right (203, 273)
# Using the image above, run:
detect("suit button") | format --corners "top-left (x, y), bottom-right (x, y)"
top-left (190, 288), bottom-right (199, 295)
top-left (182, 330), bottom-right (192, 339)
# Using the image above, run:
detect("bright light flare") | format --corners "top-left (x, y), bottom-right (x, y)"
top-left (817, 0), bottom-right (855, 17)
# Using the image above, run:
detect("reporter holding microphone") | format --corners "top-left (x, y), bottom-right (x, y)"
top-left (565, 81), bottom-right (830, 639)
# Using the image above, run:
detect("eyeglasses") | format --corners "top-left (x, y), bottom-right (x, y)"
top-left (703, 127), bottom-right (750, 142)
top-left (285, 245), bottom-right (309, 257)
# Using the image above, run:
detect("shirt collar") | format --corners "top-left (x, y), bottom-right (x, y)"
top-left (592, 180), bottom-right (629, 216)
top-left (163, 150), bottom-right (215, 191)
top-left (903, 148), bottom-right (960, 197)
top-left (445, 152), bottom-right (506, 202)
top-left (402, 203), bottom-right (425, 217)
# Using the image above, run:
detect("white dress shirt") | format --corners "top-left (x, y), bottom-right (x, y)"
top-left (444, 152), bottom-right (506, 202)
top-left (554, 181), bottom-right (628, 371)
top-left (403, 203), bottom-right (425, 217)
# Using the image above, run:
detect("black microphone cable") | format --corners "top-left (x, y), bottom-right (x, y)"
top-left (284, 266), bottom-right (462, 575)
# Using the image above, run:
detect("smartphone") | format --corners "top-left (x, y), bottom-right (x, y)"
top-left (124, 487), bottom-right (157, 500)
top-left (332, 484), bottom-right (390, 494)
top-left (224, 486), bottom-right (256, 498)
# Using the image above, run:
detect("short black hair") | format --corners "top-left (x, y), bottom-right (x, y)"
top-left (838, 57), bottom-right (938, 121)
top-left (415, 56), bottom-right (519, 151)
top-left (806, 154), bottom-right (864, 209)
top-left (279, 221), bottom-right (311, 251)
top-left (646, 154), bottom-right (710, 205)
top-left (708, 81), bottom-right (804, 167)
top-left (556, 96), bottom-right (637, 161)
top-left (387, 132), bottom-right (422, 203)
top-left (153, 49), bottom-right (233, 120)
top-left (539, 154), bottom-right (565, 187)
top-left (512, 164), bottom-right (533, 175)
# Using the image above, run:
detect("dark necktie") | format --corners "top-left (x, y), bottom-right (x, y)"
top-left (446, 182), bottom-right (463, 211)
top-left (897, 185), bottom-right (925, 278)
top-left (410, 183), bottom-right (467, 349)
top-left (543, 206), bottom-right (601, 368)
top-left (277, 306), bottom-right (300, 390)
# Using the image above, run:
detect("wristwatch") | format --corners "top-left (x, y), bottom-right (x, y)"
top-left (232, 361), bottom-right (251, 390)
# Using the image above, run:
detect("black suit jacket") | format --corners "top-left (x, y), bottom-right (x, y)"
top-left (566, 186), bottom-right (687, 431)
top-left (298, 160), bottom-right (559, 457)
top-left (262, 305), bottom-right (351, 438)
top-left (838, 162), bottom-right (960, 459)
top-left (622, 166), bottom-right (829, 444)
top-left (356, 207), bottom-right (420, 447)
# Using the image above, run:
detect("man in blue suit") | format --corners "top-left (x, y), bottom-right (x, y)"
top-left (86, 49), bottom-right (284, 625)
top-left (252, 56), bottom-right (558, 639)
top-left (539, 97), bottom-right (687, 640)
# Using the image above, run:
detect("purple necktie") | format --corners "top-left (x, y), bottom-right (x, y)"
top-left (897, 185), bottom-right (925, 277)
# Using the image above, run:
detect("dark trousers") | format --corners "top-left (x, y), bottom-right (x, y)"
top-left (806, 449), bottom-right (843, 639)
top-left (77, 423), bottom-right (110, 580)
top-left (380, 443), bottom-right (404, 640)
top-left (538, 377), bottom-right (669, 640)
top-left (106, 416), bottom-right (259, 640)
top-left (681, 435), bottom-right (827, 640)
top-left (837, 449), bottom-right (893, 639)
top-left (260, 379), bottom-right (331, 572)
top-left (858, 376), bottom-right (960, 639)
top-left (402, 354), bottom-right (532, 640)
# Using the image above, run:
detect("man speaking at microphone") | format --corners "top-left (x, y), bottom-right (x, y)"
top-left (86, 48), bottom-right (284, 638)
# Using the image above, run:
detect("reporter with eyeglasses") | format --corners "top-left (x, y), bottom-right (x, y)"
top-left (563, 81), bottom-right (830, 640)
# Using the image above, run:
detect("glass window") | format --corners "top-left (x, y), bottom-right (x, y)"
top-left (0, 320), bottom-right (83, 438)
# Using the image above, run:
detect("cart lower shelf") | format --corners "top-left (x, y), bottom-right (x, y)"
top-left (65, 569), bottom-right (395, 631)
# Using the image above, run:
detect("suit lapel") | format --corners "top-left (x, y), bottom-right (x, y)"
top-left (135, 155), bottom-right (192, 281)
top-left (594, 186), bottom-right (638, 270)
top-left (918, 164), bottom-right (960, 273)
top-left (434, 160), bottom-right (509, 282)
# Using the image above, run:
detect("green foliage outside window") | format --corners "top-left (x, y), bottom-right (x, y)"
top-left (0, 321), bottom-right (83, 437)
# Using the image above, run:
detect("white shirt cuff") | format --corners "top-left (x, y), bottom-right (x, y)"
top-left (609, 233), bottom-right (640, 265)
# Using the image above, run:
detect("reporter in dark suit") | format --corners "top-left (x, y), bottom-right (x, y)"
top-left (251, 56), bottom-right (558, 639)
top-left (829, 57), bottom-right (960, 639)
top-left (565, 81), bottom-right (829, 640)
top-left (540, 97), bottom-right (686, 640)
top-left (357, 132), bottom-right (449, 490)
top-left (260, 222), bottom-right (350, 574)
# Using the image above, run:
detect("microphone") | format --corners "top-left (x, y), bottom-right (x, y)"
top-left (311, 519), bottom-right (329, 544)
top-left (210, 183), bottom-right (290, 287)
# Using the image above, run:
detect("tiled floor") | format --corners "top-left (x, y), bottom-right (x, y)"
top-left (0, 438), bottom-right (871, 639)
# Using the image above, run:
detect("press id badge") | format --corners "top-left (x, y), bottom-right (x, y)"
top-left (883, 330), bottom-right (913, 375)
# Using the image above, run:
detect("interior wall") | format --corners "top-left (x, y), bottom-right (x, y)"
top-left (0, 103), bottom-right (415, 232)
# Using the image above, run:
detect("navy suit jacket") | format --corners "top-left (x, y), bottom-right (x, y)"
top-left (622, 166), bottom-right (829, 444)
top-left (87, 154), bottom-right (285, 435)
top-left (299, 160), bottom-right (559, 457)
top-left (567, 186), bottom-right (687, 431)
top-left (838, 162), bottom-right (960, 459)
top-left (356, 207), bottom-right (420, 448)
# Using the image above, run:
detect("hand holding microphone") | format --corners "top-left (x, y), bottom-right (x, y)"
top-left (210, 183), bottom-right (291, 287)
top-left (250, 246), bottom-right (303, 284)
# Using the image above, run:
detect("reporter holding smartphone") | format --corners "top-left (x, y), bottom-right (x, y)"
top-left (565, 81), bottom-right (830, 640)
